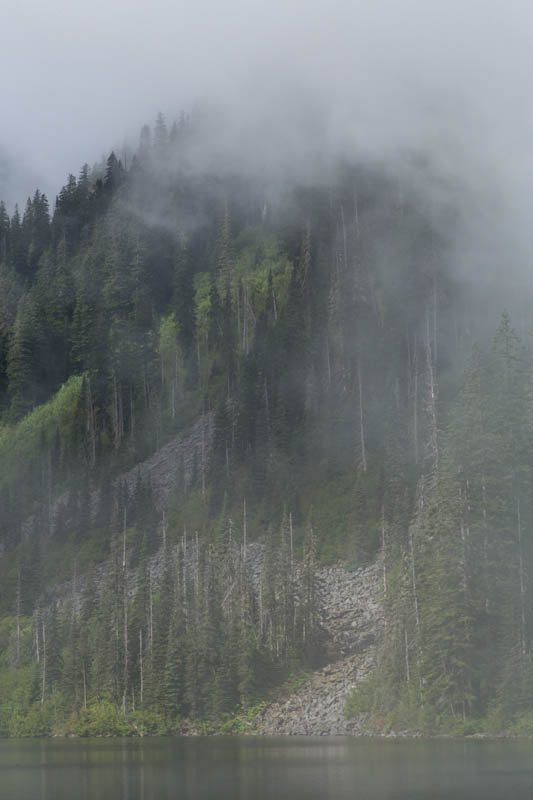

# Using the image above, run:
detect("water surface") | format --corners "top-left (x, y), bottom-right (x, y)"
top-left (2, 736), bottom-right (533, 800)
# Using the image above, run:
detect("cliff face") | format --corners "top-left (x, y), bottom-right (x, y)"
top-left (253, 561), bottom-right (384, 735)
top-left (10, 413), bottom-right (214, 556)
top-left (120, 413), bottom-right (214, 513)
top-left (5, 396), bottom-right (385, 736)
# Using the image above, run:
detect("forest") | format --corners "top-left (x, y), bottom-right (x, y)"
top-left (1, 110), bottom-right (533, 736)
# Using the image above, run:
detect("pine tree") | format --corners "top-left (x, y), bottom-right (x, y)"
top-left (153, 113), bottom-right (169, 162)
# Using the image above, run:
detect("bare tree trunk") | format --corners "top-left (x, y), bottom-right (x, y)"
top-left (340, 203), bottom-right (348, 269)
top-left (47, 446), bottom-right (53, 534)
top-left (130, 385), bottom-right (135, 440)
top-left (259, 581), bottom-right (264, 635)
top-left (197, 339), bottom-right (202, 388)
top-left (357, 355), bottom-right (367, 473)
top-left (482, 474), bottom-right (490, 613)
top-left (118, 382), bottom-right (124, 444)
top-left (122, 511), bottom-right (128, 715)
top-left (82, 661), bottom-right (87, 711)
top-left (517, 496), bottom-right (527, 658)
top-left (236, 279), bottom-right (241, 344)
top-left (122, 584), bottom-right (128, 714)
top-left (182, 530), bottom-right (188, 621)
top-left (271, 281), bottom-right (278, 321)
top-left (87, 376), bottom-right (96, 467)
top-left (41, 621), bottom-right (47, 706)
top-left (433, 272), bottom-right (438, 367)
top-left (264, 379), bottom-right (270, 437)
top-left (408, 526), bottom-right (421, 637)
top-left (325, 337), bottom-right (332, 390)
top-left (139, 629), bottom-right (144, 706)
top-left (381, 506), bottom-right (388, 603)
top-left (408, 520), bottom-right (424, 701)
top-left (243, 267), bottom-right (250, 355)
top-left (289, 511), bottom-right (294, 572)
top-left (172, 349), bottom-right (178, 420)
top-left (195, 532), bottom-right (200, 601)
top-left (243, 498), bottom-right (247, 564)
top-left (404, 625), bottom-right (411, 684)
top-left (459, 484), bottom-right (472, 708)
top-left (201, 416), bottom-right (206, 497)
top-left (113, 372), bottom-right (119, 450)
top-left (16, 568), bottom-right (21, 666)
top-left (425, 311), bottom-right (439, 472)
top-left (413, 341), bottom-right (419, 464)
top-left (122, 508), bottom-right (127, 568)
top-left (149, 573), bottom-right (154, 663)
top-left (35, 623), bottom-right (40, 664)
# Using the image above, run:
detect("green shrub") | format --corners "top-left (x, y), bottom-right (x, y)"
top-left (9, 704), bottom-right (51, 737)
top-left (75, 702), bottom-right (133, 737)
top-left (344, 676), bottom-right (376, 717)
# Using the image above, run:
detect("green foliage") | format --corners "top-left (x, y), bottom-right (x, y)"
top-left (214, 702), bottom-right (266, 734)
top-left (75, 702), bottom-right (123, 736)
top-left (344, 676), bottom-right (377, 717)
top-left (0, 374), bottom-right (84, 489)
top-left (71, 703), bottom-right (168, 737)
top-left (9, 704), bottom-right (52, 738)
top-left (3, 115), bottom-right (533, 739)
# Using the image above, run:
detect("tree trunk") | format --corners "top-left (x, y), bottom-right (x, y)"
top-left (425, 311), bottom-right (439, 473)
top-left (82, 661), bottom-right (87, 711)
top-left (139, 629), bottom-right (144, 706)
top-left (357, 355), bottom-right (367, 473)
top-left (87, 376), bottom-right (96, 467)
top-left (404, 625), bottom-right (411, 685)
top-left (15, 569), bottom-right (21, 666)
top-left (41, 621), bottom-right (47, 706)
top-left (243, 498), bottom-right (247, 565)
top-left (517, 496), bottom-right (527, 659)
top-left (381, 506), bottom-right (388, 603)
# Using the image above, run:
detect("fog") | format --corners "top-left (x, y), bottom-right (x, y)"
top-left (3, 0), bottom-right (533, 284)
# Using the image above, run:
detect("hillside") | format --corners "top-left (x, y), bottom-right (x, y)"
top-left (1, 112), bottom-right (533, 736)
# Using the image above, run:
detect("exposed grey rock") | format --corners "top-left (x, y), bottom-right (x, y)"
top-left (252, 560), bottom-right (384, 736)
top-left (9, 412), bottom-right (214, 555)
top-left (121, 413), bottom-right (214, 512)
top-left (12, 408), bottom-right (384, 738)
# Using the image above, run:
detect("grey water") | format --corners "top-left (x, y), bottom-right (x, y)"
top-left (2, 737), bottom-right (533, 800)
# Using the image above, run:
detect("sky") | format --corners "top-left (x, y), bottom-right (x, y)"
top-left (2, 0), bottom-right (533, 281)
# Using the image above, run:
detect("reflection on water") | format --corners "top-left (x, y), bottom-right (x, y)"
top-left (2, 736), bottom-right (533, 800)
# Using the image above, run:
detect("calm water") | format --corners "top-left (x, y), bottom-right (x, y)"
top-left (2, 737), bottom-right (533, 800)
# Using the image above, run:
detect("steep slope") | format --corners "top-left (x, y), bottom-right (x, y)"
top-left (1, 113), bottom-right (533, 735)
top-left (254, 562), bottom-right (384, 735)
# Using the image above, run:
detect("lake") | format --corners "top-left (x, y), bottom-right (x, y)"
top-left (2, 737), bottom-right (533, 800)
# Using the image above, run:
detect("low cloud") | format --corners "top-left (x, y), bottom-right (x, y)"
top-left (2, 0), bottom-right (533, 287)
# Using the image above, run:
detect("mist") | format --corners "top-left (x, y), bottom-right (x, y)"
top-left (2, 0), bottom-right (533, 290)
top-left (5, 0), bottom-right (533, 746)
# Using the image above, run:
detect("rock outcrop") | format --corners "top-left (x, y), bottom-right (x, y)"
top-left (14, 412), bottom-right (214, 552)
top-left (121, 413), bottom-right (213, 512)
top-left (252, 560), bottom-right (384, 736)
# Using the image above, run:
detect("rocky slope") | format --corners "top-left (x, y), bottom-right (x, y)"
top-left (252, 561), bottom-right (384, 735)
top-left (12, 412), bottom-right (214, 555)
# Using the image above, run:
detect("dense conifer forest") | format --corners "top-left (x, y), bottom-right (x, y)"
top-left (1, 111), bottom-right (533, 736)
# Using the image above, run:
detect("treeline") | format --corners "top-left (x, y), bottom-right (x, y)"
top-left (0, 507), bottom-right (321, 735)
top-left (0, 110), bottom-right (457, 566)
